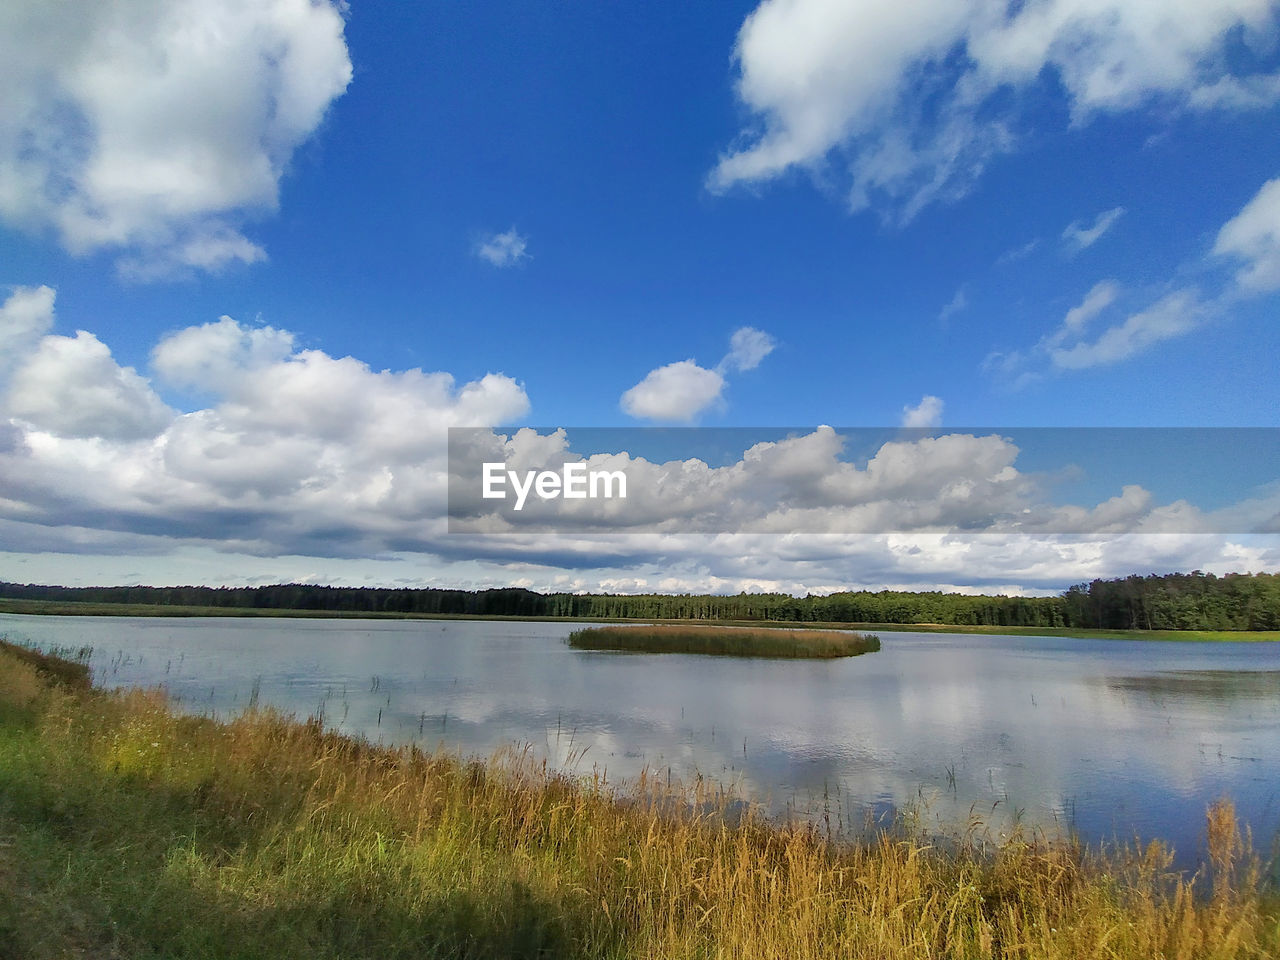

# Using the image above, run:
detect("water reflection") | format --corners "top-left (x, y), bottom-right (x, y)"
top-left (3, 614), bottom-right (1277, 866)
top-left (1104, 669), bottom-right (1280, 702)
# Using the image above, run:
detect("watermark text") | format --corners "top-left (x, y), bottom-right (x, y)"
top-left (481, 462), bottom-right (627, 511)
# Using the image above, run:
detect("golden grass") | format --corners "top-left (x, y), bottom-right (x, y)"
top-left (0, 645), bottom-right (1276, 958)
top-left (0, 638), bottom-right (91, 690)
top-left (567, 624), bottom-right (881, 658)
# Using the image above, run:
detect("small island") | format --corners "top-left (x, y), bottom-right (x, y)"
top-left (567, 624), bottom-right (880, 658)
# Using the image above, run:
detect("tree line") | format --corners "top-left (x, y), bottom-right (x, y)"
top-left (2, 571), bottom-right (1277, 630)
top-left (1062, 571), bottom-right (1280, 630)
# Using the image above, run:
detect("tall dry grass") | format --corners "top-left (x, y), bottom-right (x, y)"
top-left (0, 644), bottom-right (1276, 958)
top-left (568, 624), bottom-right (881, 658)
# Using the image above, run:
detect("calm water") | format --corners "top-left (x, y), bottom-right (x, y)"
top-left (4, 614), bottom-right (1279, 864)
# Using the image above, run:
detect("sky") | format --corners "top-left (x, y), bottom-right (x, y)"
top-left (2, 0), bottom-right (1279, 596)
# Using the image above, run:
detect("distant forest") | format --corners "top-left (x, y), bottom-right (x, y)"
top-left (2, 571), bottom-right (1278, 630)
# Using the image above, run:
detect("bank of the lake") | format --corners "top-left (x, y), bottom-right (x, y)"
top-left (2, 642), bottom-right (1276, 960)
top-left (7, 612), bottom-right (1280, 859)
top-left (4, 597), bottom-right (1278, 642)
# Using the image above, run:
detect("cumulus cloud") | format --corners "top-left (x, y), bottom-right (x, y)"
top-left (1214, 176), bottom-right (1280, 292)
top-left (453, 426), bottom-right (1031, 534)
top-left (901, 395), bottom-right (944, 428)
top-left (475, 228), bottom-right (530, 267)
top-left (710, 0), bottom-right (1277, 218)
top-left (451, 424), bottom-right (1280, 542)
top-left (620, 360), bottom-right (725, 422)
top-left (152, 316), bottom-right (296, 393)
top-left (0, 285), bottom-right (57, 378)
top-left (622, 326), bottom-right (777, 421)
top-left (7, 330), bottom-right (173, 440)
top-left (1, 284), bottom-right (172, 440)
top-left (0, 285), bottom-right (56, 348)
top-left (1062, 207), bottom-right (1126, 253)
top-left (0, 299), bottom-right (531, 559)
top-left (0, 0), bottom-right (352, 276)
top-left (1, 304), bottom-right (1276, 593)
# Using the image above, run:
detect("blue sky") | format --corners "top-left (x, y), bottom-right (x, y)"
top-left (2, 0), bottom-right (1279, 594)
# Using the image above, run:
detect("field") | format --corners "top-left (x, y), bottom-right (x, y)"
top-left (1, 641), bottom-right (1277, 959)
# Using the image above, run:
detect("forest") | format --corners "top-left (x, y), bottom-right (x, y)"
top-left (2, 571), bottom-right (1278, 630)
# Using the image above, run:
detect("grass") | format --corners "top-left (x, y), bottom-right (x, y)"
top-left (4, 596), bottom-right (1279, 642)
top-left (0, 638), bottom-right (92, 689)
top-left (1, 645), bottom-right (1278, 958)
top-left (567, 624), bottom-right (881, 658)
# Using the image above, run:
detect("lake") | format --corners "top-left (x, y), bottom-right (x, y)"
top-left (3, 614), bottom-right (1278, 865)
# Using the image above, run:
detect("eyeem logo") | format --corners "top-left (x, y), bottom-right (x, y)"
top-left (481, 462), bottom-right (627, 511)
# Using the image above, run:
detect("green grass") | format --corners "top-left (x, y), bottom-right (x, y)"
top-left (1, 645), bottom-right (1278, 959)
top-left (568, 624), bottom-right (881, 658)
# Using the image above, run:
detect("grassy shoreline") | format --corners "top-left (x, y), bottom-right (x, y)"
top-left (2, 642), bottom-right (1278, 958)
top-left (3, 596), bottom-right (1279, 642)
top-left (568, 624), bottom-right (881, 658)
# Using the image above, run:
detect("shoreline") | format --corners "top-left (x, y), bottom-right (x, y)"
top-left (2, 642), bottom-right (1276, 958)
top-left (3, 597), bottom-right (1279, 642)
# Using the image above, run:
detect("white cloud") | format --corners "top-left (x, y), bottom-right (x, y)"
top-left (980, 347), bottom-right (1038, 392)
top-left (623, 326), bottom-right (778, 421)
top-left (995, 238), bottom-right (1040, 266)
top-left (0, 285), bottom-right (56, 347)
top-left (451, 424), bottom-right (1280, 542)
top-left (6, 330), bottom-right (173, 440)
top-left (1188, 72), bottom-right (1280, 111)
top-left (118, 228), bottom-right (269, 283)
top-left (1049, 289), bottom-right (1202, 370)
top-left (620, 360), bottom-right (725, 422)
top-left (710, 0), bottom-right (1277, 218)
top-left (1062, 207), bottom-right (1126, 253)
top-left (1060, 281), bottom-right (1119, 331)
top-left (937, 286), bottom-right (968, 324)
top-left (721, 326), bottom-right (777, 372)
top-left (2, 315), bottom-right (1277, 592)
top-left (708, 0), bottom-right (971, 199)
top-left (0, 285), bottom-right (57, 378)
top-left (901, 395), bottom-right (944, 428)
top-left (997, 171), bottom-right (1280, 380)
top-left (455, 427), bottom-right (1032, 534)
top-left (1214, 176), bottom-right (1280, 292)
top-left (986, 281), bottom-right (1204, 383)
top-left (998, 281), bottom-right (1208, 378)
top-left (215, 350), bottom-right (529, 451)
top-left (1041, 280), bottom-right (1120, 351)
top-left (152, 316), bottom-right (295, 394)
top-left (1, 531), bottom-right (1274, 599)
top-left (475, 228), bottom-right (530, 267)
top-left (0, 300), bottom-right (531, 560)
top-left (0, 0), bottom-right (352, 276)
